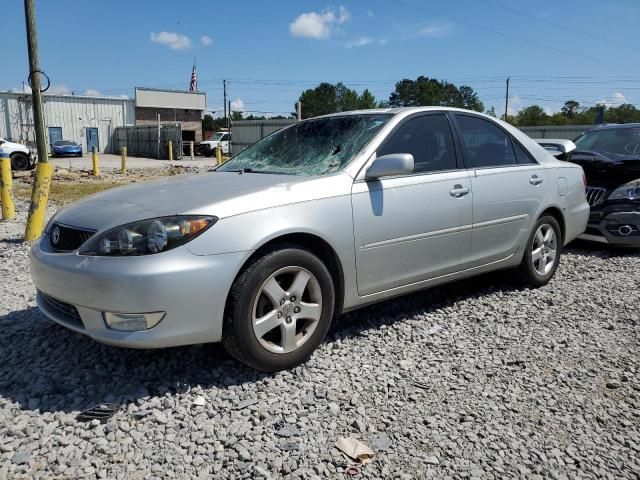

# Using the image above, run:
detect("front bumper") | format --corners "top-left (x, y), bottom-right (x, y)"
top-left (30, 236), bottom-right (250, 348)
top-left (579, 203), bottom-right (640, 246)
top-left (52, 149), bottom-right (82, 156)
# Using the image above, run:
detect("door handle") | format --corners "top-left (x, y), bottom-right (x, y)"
top-left (529, 175), bottom-right (544, 185)
top-left (450, 184), bottom-right (470, 197)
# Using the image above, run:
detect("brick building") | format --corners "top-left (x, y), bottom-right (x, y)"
top-left (134, 87), bottom-right (206, 143)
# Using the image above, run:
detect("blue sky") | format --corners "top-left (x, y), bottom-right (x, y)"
top-left (2, 0), bottom-right (640, 116)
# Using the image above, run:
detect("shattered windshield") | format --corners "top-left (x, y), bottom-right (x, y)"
top-left (218, 114), bottom-right (391, 175)
top-left (574, 127), bottom-right (640, 155)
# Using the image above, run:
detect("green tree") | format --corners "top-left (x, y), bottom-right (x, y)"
top-left (388, 76), bottom-right (483, 111)
top-left (358, 89), bottom-right (377, 109)
top-left (202, 114), bottom-right (215, 131)
top-left (296, 82), bottom-right (378, 118)
top-left (605, 104), bottom-right (640, 123)
top-left (561, 100), bottom-right (580, 119)
top-left (231, 111), bottom-right (244, 121)
top-left (514, 105), bottom-right (549, 126)
top-left (485, 106), bottom-right (497, 117)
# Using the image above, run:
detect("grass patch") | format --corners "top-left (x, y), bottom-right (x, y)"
top-left (14, 180), bottom-right (130, 205)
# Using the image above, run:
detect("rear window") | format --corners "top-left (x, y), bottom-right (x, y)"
top-left (574, 128), bottom-right (640, 155)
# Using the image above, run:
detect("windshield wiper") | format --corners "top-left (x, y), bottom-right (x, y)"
top-left (226, 168), bottom-right (289, 175)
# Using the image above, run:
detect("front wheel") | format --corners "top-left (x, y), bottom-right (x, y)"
top-left (11, 153), bottom-right (30, 171)
top-left (517, 215), bottom-right (562, 287)
top-left (222, 246), bottom-right (335, 371)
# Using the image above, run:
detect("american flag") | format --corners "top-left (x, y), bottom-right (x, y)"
top-left (189, 62), bottom-right (197, 91)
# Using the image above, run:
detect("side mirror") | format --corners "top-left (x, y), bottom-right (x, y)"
top-left (535, 139), bottom-right (576, 159)
top-left (365, 153), bottom-right (414, 180)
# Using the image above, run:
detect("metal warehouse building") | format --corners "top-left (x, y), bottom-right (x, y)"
top-left (0, 87), bottom-right (206, 154)
top-left (0, 90), bottom-right (135, 153)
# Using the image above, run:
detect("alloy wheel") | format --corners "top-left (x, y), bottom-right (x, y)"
top-left (251, 266), bottom-right (323, 354)
top-left (531, 223), bottom-right (557, 276)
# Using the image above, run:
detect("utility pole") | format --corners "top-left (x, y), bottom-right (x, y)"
top-left (504, 77), bottom-right (510, 122)
top-left (296, 101), bottom-right (302, 121)
top-left (24, 0), bottom-right (54, 241)
top-left (223, 79), bottom-right (227, 129)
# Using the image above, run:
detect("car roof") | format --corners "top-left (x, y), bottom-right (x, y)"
top-left (315, 106), bottom-right (492, 118)
top-left (587, 123), bottom-right (640, 131)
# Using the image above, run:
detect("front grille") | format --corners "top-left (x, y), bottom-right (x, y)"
top-left (585, 187), bottom-right (608, 207)
top-left (50, 223), bottom-right (96, 251)
top-left (38, 290), bottom-right (84, 329)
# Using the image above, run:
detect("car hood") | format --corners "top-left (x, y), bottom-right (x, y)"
top-left (1, 140), bottom-right (30, 154)
top-left (52, 171), bottom-right (352, 232)
top-left (568, 150), bottom-right (640, 188)
top-left (54, 144), bottom-right (80, 150)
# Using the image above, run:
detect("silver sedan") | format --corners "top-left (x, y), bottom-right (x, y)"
top-left (31, 107), bottom-right (589, 371)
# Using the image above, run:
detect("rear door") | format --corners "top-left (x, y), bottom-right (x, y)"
top-left (351, 112), bottom-right (473, 295)
top-left (452, 113), bottom-right (548, 265)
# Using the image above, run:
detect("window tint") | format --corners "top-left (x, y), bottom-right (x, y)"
top-left (513, 141), bottom-right (536, 165)
top-left (378, 114), bottom-right (457, 173)
top-left (455, 115), bottom-right (516, 168)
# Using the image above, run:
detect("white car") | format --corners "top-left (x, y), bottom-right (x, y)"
top-left (198, 131), bottom-right (231, 157)
top-left (0, 138), bottom-right (36, 170)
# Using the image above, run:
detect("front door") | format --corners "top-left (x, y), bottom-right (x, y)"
top-left (86, 128), bottom-right (99, 153)
top-left (453, 113), bottom-right (548, 265)
top-left (48, 127), bottom-right (62, 147)
top-left (352, 113), bottom-right (473, 296)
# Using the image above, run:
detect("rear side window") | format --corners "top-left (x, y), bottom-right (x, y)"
top-left (513, 141), bottom-right (536, 165)
top-left (455, 115), bottom-right (516, 168)
top-left (378, 114), bottom-right (457, 173)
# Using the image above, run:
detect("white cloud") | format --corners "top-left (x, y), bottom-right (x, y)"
top-left (150, 31), bottom-right (192, 50)
top-left (119, 94), bottom-right (129, 99)
top-left (507, 95), bottom-right (523, 116)
top-left (200, 35), bottom-right (213, 46)
top-left (597, 92), bottom-right (626, 106)
top-left (346, 36), bottom-right (373, 48)
top-left (10, 85), bottom-right (32, 93)
top-left (367, 10), bottom-right (374, 17)
top-left (416, 22), bottom-right (453, 38)
top-left (84, 89), bottom-right (101, 97)
top-left (230, 98), bottom-right (245, 112)
top-left (289, 6), bottom-right (350, 40)
top-left (48, 85), bottom-right (72, 95)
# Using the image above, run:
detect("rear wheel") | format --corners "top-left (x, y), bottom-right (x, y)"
top-left (222, 246), bottom-right (335, 371)
top-left (517, 215), bottom-right (562, 287)
top-left (11, 153), bottom-right (29, 171)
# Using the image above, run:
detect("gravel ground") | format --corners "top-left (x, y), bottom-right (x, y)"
top-left (1, 200), bottom-right (639, 479)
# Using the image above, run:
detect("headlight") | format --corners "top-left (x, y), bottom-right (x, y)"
top-left (78, 215), bottom-right (217, 256)
top-left (609, 179), bottom-right (640, 201)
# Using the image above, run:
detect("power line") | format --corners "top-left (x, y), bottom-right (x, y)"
top-left (477, 0), bottom-right (640, 53)
top-left (388, 0), bottom-right (625, 67)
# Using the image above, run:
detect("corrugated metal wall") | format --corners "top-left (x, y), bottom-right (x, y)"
top-left (519, 125), bottom-right (593, 140)
top-left (230, 119), bottom-right (295, 155)
top-left (0, 91), bottom-right (135, 153)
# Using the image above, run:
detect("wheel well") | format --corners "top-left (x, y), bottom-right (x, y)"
top-left (230, 233), bottom-right (345, 314)
top-left (540, 207), bottom-right (565, 244)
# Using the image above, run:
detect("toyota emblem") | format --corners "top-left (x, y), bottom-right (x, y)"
top-left (51, 225), bottom-right (61, 245)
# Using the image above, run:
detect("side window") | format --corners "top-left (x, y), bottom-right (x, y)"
top-left (455, 115), bottom-right (516, 169)
top-left (378, 114), bottom-right (457, 173)
top-left (220, 134), bottom-right (229, 141)
top-left (513, 141), bottom-right (536, 165)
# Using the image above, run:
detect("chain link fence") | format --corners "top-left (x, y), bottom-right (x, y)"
top-left (112, 124), bottom-right (182, 159)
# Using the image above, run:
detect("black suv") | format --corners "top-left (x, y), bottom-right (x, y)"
top-left (569, 124), bottom-right (640, 246)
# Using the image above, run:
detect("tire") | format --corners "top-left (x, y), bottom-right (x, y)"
top-left (204, 150), bottom-right (212, 158)
top-left (517, 215), bottom-right (562, 287)
top-left (222, 246), bottom-right (335, 372)
top-left (11, 153), bottom-right (30, 171)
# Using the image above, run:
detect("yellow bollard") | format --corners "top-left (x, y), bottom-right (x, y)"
top-left (168, 141), bottom-right (173, 161)
top-left (215, 145), bottom-right (222, 165)
top-left (24, 162), bottom-right (53, 241)
top-left (121, 146), bottom-right (127, 174)
top-left (0, 152), bottom-right (15, 220)
top-left (189, 141), bottom-right (194, 161)
top-left (92, 147), bottom-right (99, 177)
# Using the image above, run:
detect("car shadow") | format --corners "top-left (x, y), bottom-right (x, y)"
top-left (1, 244), bottom-right (635, 415)
top-left (0, 307), bottom-right (269, 414)
top-left (565, 239), bottom-right (640, 258)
